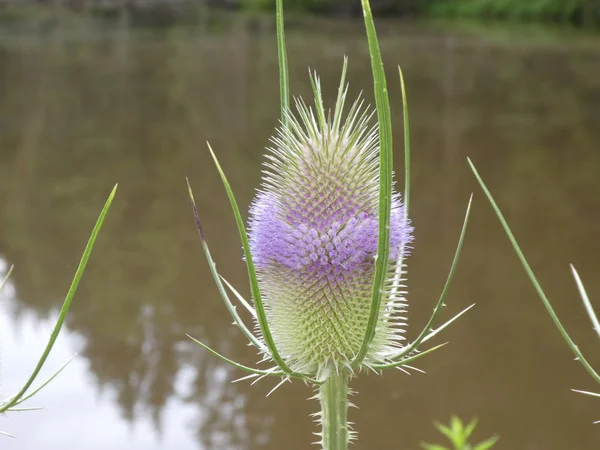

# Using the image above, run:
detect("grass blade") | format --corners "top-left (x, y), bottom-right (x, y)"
top-left (468, 157), bottom-right (600, 385)
top-left (352, 0), bottom-right (394, 369)
top-left (0, 184), bottom-right (117, 413)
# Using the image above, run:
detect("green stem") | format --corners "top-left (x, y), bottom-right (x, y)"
top-left (319, 371), bottom-right (350, 450)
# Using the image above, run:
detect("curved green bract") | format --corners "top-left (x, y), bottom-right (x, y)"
top-left (206, 143), bottom-right (313, 380)
top-left (399, 67), bottom-right (411, 217)
top-left (468, 157), bottom-right (600, 385)
top-left (388, 195), bottom-right (473, 362)
top-left (352, 0), bottom-right (394, 369)
top-left (186, 179), bottom-right (265, 351)
top-left (187, 334), bottom-right (283, 377)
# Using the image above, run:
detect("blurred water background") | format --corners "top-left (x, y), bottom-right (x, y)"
top-left (1, 7), bottom-right (600, 449)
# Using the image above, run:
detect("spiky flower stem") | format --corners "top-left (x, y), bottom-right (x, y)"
top-left (319, 371), bottom-right (350, 450)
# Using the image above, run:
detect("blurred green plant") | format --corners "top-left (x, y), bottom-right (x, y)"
top-left (425, 0), bottom-right (599, 25)
top-left (0, 185), bottom-right (117, 437)
top-left (469, 158), bottom-right (600, 423)
top-left (238, 0), bottom-right (598, 26)
top-left (421, 416), bottom-right (499, 450)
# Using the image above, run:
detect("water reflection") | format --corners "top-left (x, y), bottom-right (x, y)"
top-left (1, 13), bottom-right (600, 449)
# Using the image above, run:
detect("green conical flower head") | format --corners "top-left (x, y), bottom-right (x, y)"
top-left (248, 70), bottom-right (413, 376)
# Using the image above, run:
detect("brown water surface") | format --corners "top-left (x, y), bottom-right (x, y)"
top-left (1, 13), bottom-right (600, 450)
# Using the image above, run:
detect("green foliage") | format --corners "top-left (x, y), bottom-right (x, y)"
top-left (241, 0), bottom-right (331, 14)
top-left (239, 0), bottom-right (599, 26)
top-left (421, 416), bottom-right (499, 450)
top-left (426, 0), bottom-right (599, 25)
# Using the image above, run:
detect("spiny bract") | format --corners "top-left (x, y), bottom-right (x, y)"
top-left (248, 66), bottom-right (413, 377)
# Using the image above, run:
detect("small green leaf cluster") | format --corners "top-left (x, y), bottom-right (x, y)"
top-left (421, 416), bottom-right (498, 450)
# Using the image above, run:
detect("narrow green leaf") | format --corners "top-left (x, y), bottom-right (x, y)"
top-left (450, 416), bottom-right (466, 448)
top-left (474, 435), bottom-right (499, 450)
top-left (0, 184), bottom-right (117, 413)
top-left (468, 157), bottom-right (600, 385)
top-left (398, 66), bottom-right (411, 216)
top-left (388, 195), bottom-right (473, 361)
top-left (451, 416), bottom-right (463, 434)
top-left (206, 143), bottom-right (309, 380)
top-left (464, 418), bottom-right (479, 442)
top-left (186, 179), bottom-right (264, 351)
top-left (421, 444), bottom-right (449, 450)
top-left (436, 423), bottom-right (455, 442)
top-left (276, 0), bottom-right (289, 127)
top-left (352, 0), bottom-right (394, 369)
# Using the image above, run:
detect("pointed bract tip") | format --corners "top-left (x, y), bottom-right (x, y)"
top-left (466, 156), bottom-right (476, 170)
top-left (398, 66), bottom-right (407, 92)
top-left (106, 184), bottom-right (118, 202)
top-left (206, 141), bottom-right (217, 162)
top-left (185, 179), bottom-right (205, 241)
top-left (0, 264), bottom-right (14, 292)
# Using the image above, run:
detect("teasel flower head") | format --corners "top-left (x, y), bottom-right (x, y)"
top-left (247, 69), bottom-right (413, 377)
top-left (187, 1), bottom-right (474, 447)
top-left (187, 59), bottom-right (472, 387)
